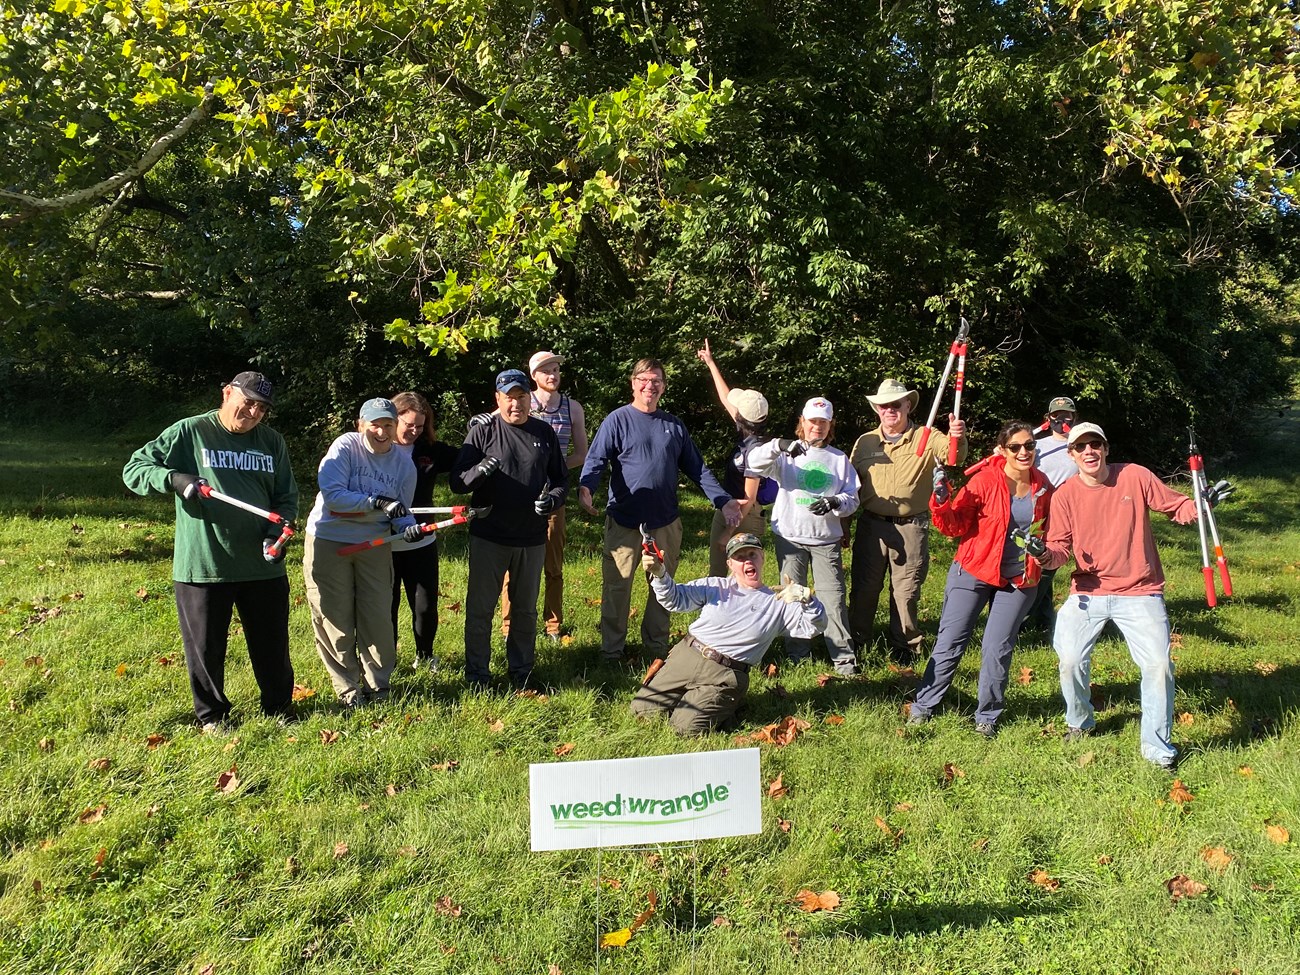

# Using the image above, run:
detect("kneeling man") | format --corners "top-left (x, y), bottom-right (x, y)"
top-left (631, 533), bottom-right (826, 735)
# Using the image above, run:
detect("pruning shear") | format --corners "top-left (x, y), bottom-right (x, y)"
top-left (639, 523), bottom-right (664, 564)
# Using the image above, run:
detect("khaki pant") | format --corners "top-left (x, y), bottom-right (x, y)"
top-left (630, 637), bottom-right (749, 735)
top-left (707, 504), bottom-right (764, 578)
top-left (501, 506), bottom-right (566, 636)
top-left (601, 517), bottom-right (683, 659)
top-left (848, 515), bottom-right (930, 659)
top-left (303, 534), bottom-right (396, 703)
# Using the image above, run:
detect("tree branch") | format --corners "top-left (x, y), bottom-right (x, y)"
top-left (0, 85), bottom-right (215, 221)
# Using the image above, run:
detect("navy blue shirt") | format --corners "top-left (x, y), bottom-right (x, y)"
top-left (579, 404), bottom-right (730, 530)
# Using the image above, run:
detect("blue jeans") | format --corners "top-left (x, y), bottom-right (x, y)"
top-left (1053, 592), bottom-right (1176, 765)
top-left (912, 562), bottom-right (1036, 725)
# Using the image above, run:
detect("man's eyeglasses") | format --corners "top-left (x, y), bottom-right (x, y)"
top-left (634, 376), bottom-right (664, 388)
top-left (877, 401), bottom-right (905, 411)
top-left (238, 393), bottom-right (270, 415)
top-left (1005, 441), bottom-right (1036, 454)
top-left (1070, 440), bottom-right (1105, 453)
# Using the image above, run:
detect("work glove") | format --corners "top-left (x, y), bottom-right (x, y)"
top-left (402, 523), bottom-right (427, 543)
top-left (776, 439), bottom-right (807, 459)
top-left (807, 496), bottom-right (840, 516)
top-left (370, 495), bottom-right (409, 520)
top-left (534, 494), bottom-right (558, 516)
top-left (1203, 479), bottom-right (1235, 508)
top-left (169, 472), bottom-right (207, 500)
top-left (262, 537), bottom-right (286, 564)
top-left (641, 552), bottom-right (665, 578)
top-left (772, 576), bottom-right (813, 605)
top-left (1023, 535), bottom-right (1047, 560)
top-left (475, 456), bottom-right (501, 480)
top-left (468, 412), bottom-right (494, 428)
top-left (932, 465), bottom-right (951, 505)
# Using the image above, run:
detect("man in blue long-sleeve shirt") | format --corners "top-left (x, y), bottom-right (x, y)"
top-left (579, 357), bottom-right (743, 661)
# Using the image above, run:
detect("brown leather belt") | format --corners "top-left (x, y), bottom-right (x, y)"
top-left (866, 511), bottom-right (928, 526)
top-left (687, 634), bottom-right (750, 673)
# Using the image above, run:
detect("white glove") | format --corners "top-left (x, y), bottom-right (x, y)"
top-left (641, 552), bottom-right (665, 578)
top-left (772, 575), bottom-right (813, 604)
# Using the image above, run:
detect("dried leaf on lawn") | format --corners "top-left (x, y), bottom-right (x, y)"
top-left (824, 714), bottom-right (845, 726)
top-left (894, 802), bottom-right (914, 812)
top-left (87, 757), bottom-right (111, 771)
top-left (815, 673), bottom-right (842, 687)
top-left (145, 733), bottom-right (167, 750)
top-left (215, 765), bottom-right (240, 794)
top-left (941, 762), bottom-right (965, 785)
top-left (1177, 711), bottom-right (1194, 726)
top-left (435, 895), bottom-right (462, 917)
top-left (1165, 874), bottom-right (1208, 902)
top-left (750, 715), bottom-right (811, 747)
top-left (1264, 823), bottom-right (1290, 844)
top-left (1169, 779), bottom-right (1195, 804)
top-left (291, 684), bottom-right (316, 702)
top-left (627, 889), bottom-right (657, 934)
top-left (599, 928), bottom-right (632, 948)
top-left (1028, 868), bottom-right (1060, 891)
top-left (1097, 854), bottom-right (1112, 865)
top-left (763, 663), bottom-right (778, 678)
top-left (886, 663), bottom-right (916, 677)
top-left (114, 663), bottom-right (127, 677)
top-left (874, 817), bottom-right (903, 848)
top-left (38, 737), bottom-right (54, 753)
top-left (712, 915), bottom-right (732, 927)
top-left (285, 857), bottom-right (299, 875)
top-left (1237, 765), bottom-right (1254, 776)
top-left (972, 837), bottom-right (989, 852)
top-left (777, 818), bottom-right (793, 833)
top-left (1200, 846), bottom-right (1233, 872)
top-left (553, 742), bottom-right (576, 757)
top-left (486, 718), bottom-right (505, 733)
top-left (386, 783), bottom-right (400, 796)
top-left (767, 773), bottom-right (788, 799)
top-left (1077, 751), bottom-right (1095, 767)
top-left (1017, 666), bottom-right (1034, 685)
top-left (333, 842), bottom-right (349, 859)
top-left (319, 729), bottom-right (340, 745)
top-left (78, 805), bottom-right (106, 825)
top-left (1253, 660), bottom-right (1279, 675)
top-left (431, 760), bottom-right (460, 772)
top-left (135, 587), bottom-right (150, 601)
top-left (794, 889), bottom-right (840, 912)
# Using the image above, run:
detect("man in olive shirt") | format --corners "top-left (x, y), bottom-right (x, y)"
top-left (847, 378), bottom-right (966, 663)
top-left (123, 372), bottom-right (298, 731)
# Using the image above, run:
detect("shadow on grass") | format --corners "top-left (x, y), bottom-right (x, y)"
top-left (839, 898), bottom-right (1065, 939)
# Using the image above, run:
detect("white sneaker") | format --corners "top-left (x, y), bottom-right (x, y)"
top-left (413, 656), bottom-right (440, 674)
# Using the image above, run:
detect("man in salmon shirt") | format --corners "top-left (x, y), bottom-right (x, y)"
top-left (1039, 422), bottom-right (1230, 771)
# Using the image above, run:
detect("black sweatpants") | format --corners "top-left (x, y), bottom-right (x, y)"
top-left (174, 576), bottom-right (294, 724)
top-left (392, 540), bottom-right (440, 659)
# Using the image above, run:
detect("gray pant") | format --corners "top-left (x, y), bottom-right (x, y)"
top-left (912, 562), bottom-right (1037, 725)
top-left (849, 515), bottom-right (930, 658)
top-left (630, 638), bottom-right (749, 735)
top-left (774, 535), bottom-right (855, 673)
top-left (466, 535), bottom-right (544, 685)
top-left (1023, 566), bottom-right (1059, 631)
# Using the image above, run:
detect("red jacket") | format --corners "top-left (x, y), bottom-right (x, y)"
top-left (929, 455), bottom-right (1053, 588)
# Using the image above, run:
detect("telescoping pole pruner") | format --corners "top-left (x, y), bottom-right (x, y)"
top-left (197, 484), bottom-right (296, 559)
top-left (916, 316), bottom-right (971, 458)
top-left (334, 506), bottom-right (492, 557)
top-left (1188, 428), bottom-right (1232, 607)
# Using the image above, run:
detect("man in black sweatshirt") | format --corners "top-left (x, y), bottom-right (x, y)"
top-left (452, 369), bottom-right (568, 689)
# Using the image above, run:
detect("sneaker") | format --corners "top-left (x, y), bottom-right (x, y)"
top-left (545, 633), bottom-right (563, 644)
top-left (906, 708), bottom-right (931, 727)
top-left (341, 691), bottom-right (367, 710)
top-left (413, 655), bottom-right (440, 674)
top-left (1062, 726), bottom-right (1091, 743)
top-left (1152, 752), bottom-right (1179, 771)
top-left (200, 718), bottom-right (234, 735)
top-left (975, 721), bottom-right (997, 739)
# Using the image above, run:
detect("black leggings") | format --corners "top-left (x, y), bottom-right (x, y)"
top-left (392, 541), bottom-right (440, 658)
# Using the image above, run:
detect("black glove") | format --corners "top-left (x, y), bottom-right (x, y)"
top-left (402, 523), bottom-right (426, 543)
top-left (535, 494), bottom-right (558, 516)
top-left (370, 495), bottom-right (409, 520)
top-left (475, 456), bottom-right (501, 479)
top-left (932, 465), bottom-right (950, 505)
top-left (1023, 535), bottom-right (1047, 560)
top-left (1203, 479), bottom-right (1235, 508)
top-left (808, 496), bottom-right (840, 516)
top-left (262, 537), bottom-right (286, 564)
top-left (776, 439), bottom-right (807, 459)
top-left (468, 412), bottom-right (494, 428)
top-left (169, 472), bottom-right (207, 500)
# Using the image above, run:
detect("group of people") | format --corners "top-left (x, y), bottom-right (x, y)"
top-left (125, 353), bottom-right (1230, 771)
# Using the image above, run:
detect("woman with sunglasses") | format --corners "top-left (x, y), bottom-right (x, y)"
top-left (907, 420), bottom-right (1053, 736)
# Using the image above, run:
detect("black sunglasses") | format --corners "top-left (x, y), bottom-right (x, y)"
top-left (1005, 441), bottom-right (1036, 454)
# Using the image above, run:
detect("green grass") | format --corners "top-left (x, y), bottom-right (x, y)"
top-left (2, 412), bottom-right (1299, 974)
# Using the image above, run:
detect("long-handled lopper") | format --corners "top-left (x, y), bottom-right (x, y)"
top-left (197, 484), bottom-right (296, 559)
top-left (916, 316), bottom-right (971, 458)
top-left (335, 506), bottom-right (491, 557)
top-left (1188, 428), bottom-right (1232, 606)
top-left (409, 506), bottom-right (470, 516)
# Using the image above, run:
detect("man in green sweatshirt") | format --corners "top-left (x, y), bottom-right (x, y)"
top-left (123, 372), bottom-right (299, 732)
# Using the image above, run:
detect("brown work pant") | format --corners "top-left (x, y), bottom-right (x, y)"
top-left (630, 637), bottom-right (748, 735)
top-left (601, 517), bottom-right (683, 659)
top-left (501, 506), bottom-right (566, 636)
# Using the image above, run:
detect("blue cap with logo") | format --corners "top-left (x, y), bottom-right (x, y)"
top-left (358, 397), bottom-right (398, 422)
top-left (496, 369), bottom-right (530, 393)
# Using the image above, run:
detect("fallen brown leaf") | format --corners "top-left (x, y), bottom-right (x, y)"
top-left (222, 738), bottom-right (239, 753)
top-left (285, 856), bottom-right (299, 875)
top-left (767, 773), bottom-right (788, 799)
top-left (113, 663), bottom-right (127, 678)
top-left (431, 760), bottom-right (459, 772)
top-left (972, 837), bottom-right (989, 851)
top-left (1028, 868), bottom-right (1060, 892)
top-left (445, 601), bottom-right (461, 613)
top-left (291, 684), bottom-right (316, 702)
top-left (215, 765), bottom-right (240, 794)
top-left (886, 663), bottom-right (916, 677)
top-left (1165, 874), bottom-right (1208, 902)
top-left (874, 816), bottom-right (903, 848)
top-left (894, 802), bottom-right (913, 812)
top-left (750, 715), bottom-right (812, 747)
top-left (435, 894), bottom-right (463, 917)
top-left (815, 673), bottom-right (842, 687)
top-left (782, 927), bottom-right (800, 954)
top-left (1200, 846), bottom-right (1233, 872)
top-left (794, 889), bottom-right (840, 912)
top-left (397, 845), bottom-right (417, 857)
top-left (763, 663), bottom-right (778, 678)
top-left (711, 916), bottom-right (732, 927)
top-left (198, 964), bottom-right (215, 975)
top-left (135, 587), bottom-right (150, 601)
top-left (1253, 660), bottom-right (1279, 675)
top-left (145, 733), bottom-right (166, 750)
top-left (1169, 779), bottom-right (1195, 805)
top-left (941, 762), bottom-right (965, 785)
top-left (1237, 765), bottom-right (1254, 776)
top-left (78, 805), bottom-right (106, 825)
top-left (824, 714), bottom-right (845, 726)
top-left (24, 655), bottom-right (45, 668)
top-left (319, 729), bottom-right (340, 745)
top-left (1017, 666), bottom-right (1034, 685)
top-left (777, 818), bottom-right (793, 833)
top-left (1097, 854), bottom-right (1112, 865)
top-left (1077, 751), bottom-right (1095, 767)
top-left (553, 742), bottom-right (576, 757)
top-left (87, 757), bottom-right (111, 771)
top-left (1264, 823), bottom-right (1290, 844)
top-left (1177, 711), bottom-right (1194, 726)
top-left (333, 842), bottom-right (349, 859)
top-left (486, 718), bottom-right (505, 733)
top-left (38, 737), bottom-right (54, 753)
top-left (386, 783), bottom-right (400, 797)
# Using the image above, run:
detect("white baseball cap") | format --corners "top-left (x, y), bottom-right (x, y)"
top-left (802, 397), bottom-right (833, 420)
top-left (1067, 422), bottom-right (1108, 446)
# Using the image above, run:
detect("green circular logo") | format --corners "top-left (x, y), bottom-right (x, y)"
top-left (798, 463), bottom-right (833, 495)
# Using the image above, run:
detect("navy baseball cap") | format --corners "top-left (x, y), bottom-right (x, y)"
top-left (228, 371), bottom-right (274, 405)
top-left (496, 369), bottom-right (529, 393)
